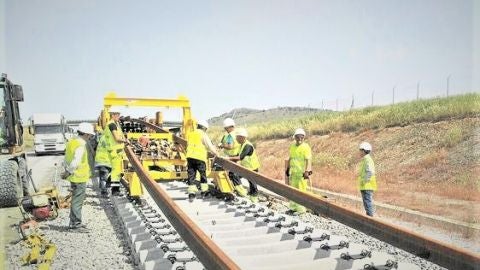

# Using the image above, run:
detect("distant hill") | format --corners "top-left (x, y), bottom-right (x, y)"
top-left (209, 106), bottom-right (324, 126)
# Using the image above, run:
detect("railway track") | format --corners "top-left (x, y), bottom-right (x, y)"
top-left (131, 181), bottom-right (420, 269)
top-left (118, 145), bottom-right (480, 270)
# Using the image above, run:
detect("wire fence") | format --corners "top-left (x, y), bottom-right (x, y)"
top-left (315, 78), bottom-right (475, 112)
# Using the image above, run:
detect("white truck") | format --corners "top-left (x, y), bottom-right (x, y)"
top-left (29, 113), bottom-right (67, 155)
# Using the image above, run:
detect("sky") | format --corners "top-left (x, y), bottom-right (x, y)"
top-left (1, 0), bottom-right (479, 122)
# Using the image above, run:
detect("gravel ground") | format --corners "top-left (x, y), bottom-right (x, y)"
top-left (6, 180), bottom-right (135, 270)
top-left (262, 195), bottom-right (445, 270)
top-left (3, 173), bottom-right (460, 270)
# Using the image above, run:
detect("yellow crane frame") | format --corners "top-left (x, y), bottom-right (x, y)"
top-left (99, 92), bottom-right (234, 197)
top-left (100, 92), bottom-right (195, 137)
top-left (98, 92), bottom-right (197, 197)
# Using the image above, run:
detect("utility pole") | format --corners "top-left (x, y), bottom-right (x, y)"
top-left (321, 100), bottom-right (324, 110)
top-left (392, 86), bottom-right (396, 104)
top-left (371, 91), bottom-right (374, 106)
top-left (417, 81), bottom-right (420, 100)
top-left (447, 75), bottom-right (451, 97)
top-left (336, 98), bottom-right (339, 111)
top-left (350, 95), bottom-right (354, 110)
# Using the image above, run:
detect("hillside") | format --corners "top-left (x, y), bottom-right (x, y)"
top-left (208, 106), bottom-right (324, 126)
top-left (209, 94), bottom-right (480, 227)
top-left (257, 117), bottom-right (479, 225)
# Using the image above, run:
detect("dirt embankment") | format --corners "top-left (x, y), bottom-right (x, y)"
top-left (256, 118), bottom-right (480, 224)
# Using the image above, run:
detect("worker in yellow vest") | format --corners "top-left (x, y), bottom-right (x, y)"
top-left (357, 142), bottom-right (377, 216)
top-left (218, 118), bottom-right (248, 197)
top-left (228, 128), bottom-right (260, 203)
top-left (95, 133), bottom-right (111, 197)
top-left (285, 128), bottom-right (312, 215)
top-left (62, 122), bottom-right (95, 229)
top-left (186, 120), bottom-right (219, 201)
top-left (103, 111), bottom-right (128, 196)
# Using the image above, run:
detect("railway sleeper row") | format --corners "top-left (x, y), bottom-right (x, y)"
top-left (146, 180), bottom-right (422, 270)
top-left (112, 190), bottom-right (204, 270)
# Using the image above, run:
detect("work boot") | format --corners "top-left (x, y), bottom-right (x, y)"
top-left (224, 193), bottom-right (235, 202)
top-left (69, 223), bottom-right (87, 230)
top-left (111, 186), bottom-right (122, 197)
top-left (292, 210), bottom-right (306, 216)
top-left (285, 209), bottom-right (296, 216)
top-left (111, 190), bottom-right (122, 197)
top-left (187, 185), bottom-right (199, 202)
top-left (199, 183), bottom-right (209, 197)
top-left (201, 191), bottom-right (211, 198)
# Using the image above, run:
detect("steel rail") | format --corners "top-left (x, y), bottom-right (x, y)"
top-left (214, 157), bottom-right (480, 270)
top-left (125, 146), bottom-right (240, 270)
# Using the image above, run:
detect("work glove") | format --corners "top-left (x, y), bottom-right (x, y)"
top-left (303, 171), bottom-right (313, 179)
top-left (60, 170), bottom-right (71, 179)
top-left (217, 143), bottom-right (224, 149)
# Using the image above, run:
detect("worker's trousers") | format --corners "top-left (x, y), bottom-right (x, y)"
top-left (361, 190), bottom-right (375, 216)
top-left (288, 173), bottom-right (308, 213)
top-left (228, 171), bottom-right (242, 186)
top-left (69, 182), bottom-right (87, 226)
top-left (187, 158), bottom-right (207, 186)
top-left (240, 169), bottom-right (259, 196)
top-left (110, 150), bottom-right (123, 191)
top-left (96, 166), bottom-right (111, 193)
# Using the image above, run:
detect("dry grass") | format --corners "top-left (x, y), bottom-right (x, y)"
top-left (256, 118), bottom-right (480, 224)
top-left (221, 93), bottom-right (480, 142)
top-left (439, 125), bottom-right (465, 148)
top-left (208, 95), bottom-right (480, 225)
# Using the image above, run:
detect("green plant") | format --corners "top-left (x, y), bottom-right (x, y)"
top-left (241, 93), bottom-right (480, 141)
top-left (440, 126), bottom-right (464, 148)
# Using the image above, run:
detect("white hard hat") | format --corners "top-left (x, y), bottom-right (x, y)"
top-left (223, 118), bottom-right (235, 128)
top-left (294, 128), bottom-right (306, 136)
top-left (236, 128), bottom-right (248, 138)
top-left (78, 122), bottom-right (95, 135)
top-left (359, 142), bottom-right (372, 151)
top-left (197, 119), bottom-right (209, 130)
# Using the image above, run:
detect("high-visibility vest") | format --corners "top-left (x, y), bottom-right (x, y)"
top-left (222, 131), bottom-right (240, 156)
top-left (95, 134), bottom-right (111, 167)
top-left (289, 142), bottom-right (312, 175)
top-left (239, 140), bottom-right (260, 171)
top-left (103, 120), bottom-right (124, 152)
top-left (357, 154), bottom-right (377, 191)
top-left (186, 129), bottom-right (207, 162)
top-left (65, 137), bottom-right (91, 183)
